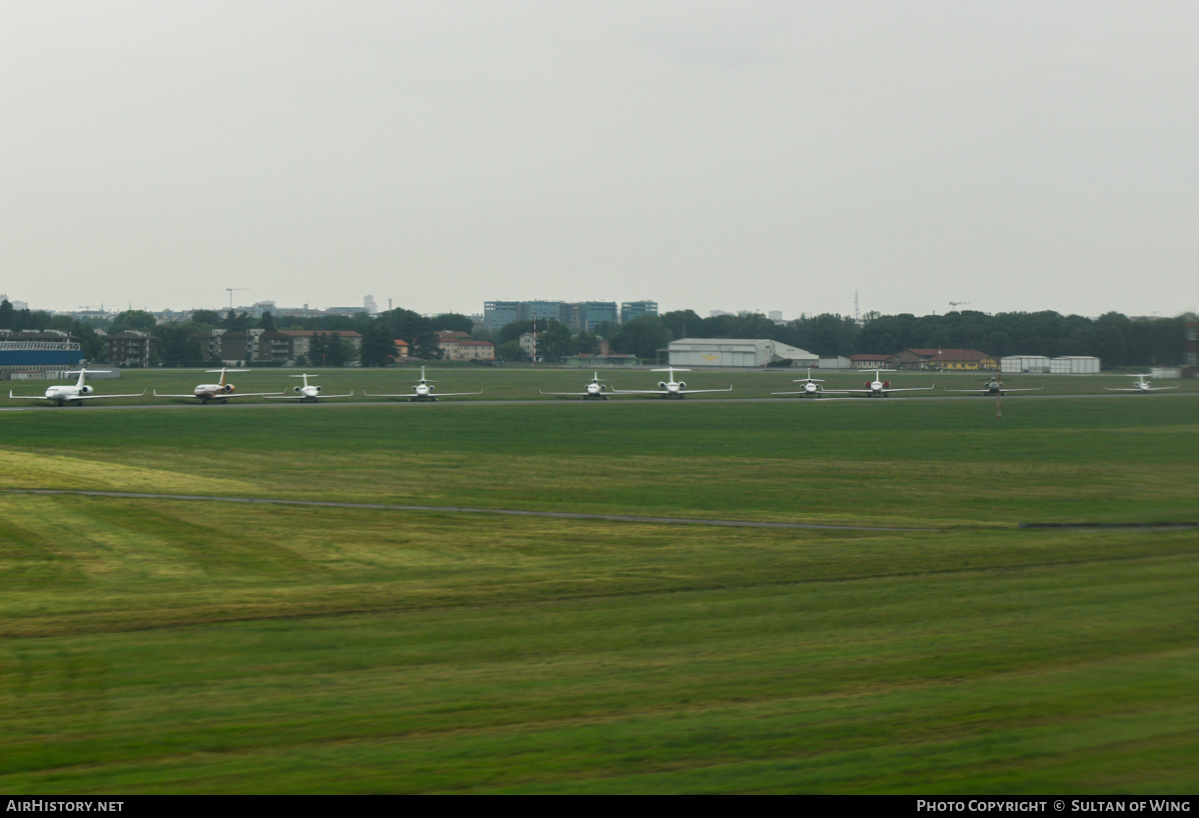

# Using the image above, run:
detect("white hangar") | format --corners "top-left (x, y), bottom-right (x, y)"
top-left (667, 338), bottom-right (818, 368)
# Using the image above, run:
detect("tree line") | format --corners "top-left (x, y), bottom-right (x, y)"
top-left (2, 301), bottom-right (1190, 369)
top-left (601, 310), bottom-right (1189, 368)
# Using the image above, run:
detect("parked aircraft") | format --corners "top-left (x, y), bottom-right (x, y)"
top-left (539, 371), bottom-right (616, 400)
top-left (946, 377), bottom-right (1042, 396)
top-left (153, 368), bottom-right (281, 404)
top-left (9, 369), bottom-right (146, 406)
top-left (611, 367), bottom-right (733, 399)
top-left (772, 369), bottom-right (825, 398)
top-left (265, 373), bottom-right (354, 402)
top-left (821, 369), bottom-right (934, 398)
top-left (1105, 374), bottom-right (1179, 393)
top-left (363, 366), bottom-right (482, 401)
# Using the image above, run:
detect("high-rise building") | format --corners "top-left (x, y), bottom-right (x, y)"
top-left (620, 300), bottom-right (658, 323)
top-left (483, 301), bottom-right (524, 330)
top-left (486, 299), bottom-right (654, 330)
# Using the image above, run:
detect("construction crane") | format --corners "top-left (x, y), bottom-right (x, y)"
top-left (948, 301), bottom-right (970, 310)
top-left (226, 288), bottom-right (250, 310)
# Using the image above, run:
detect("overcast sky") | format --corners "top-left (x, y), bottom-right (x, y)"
top-left (2, 1), bottom-right (1196, 319)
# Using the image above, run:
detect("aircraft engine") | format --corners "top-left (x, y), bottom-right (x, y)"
top-left (864, 381), bottom-right (871, 388)
top-left (658, 381), bottom-right (667, 389)
top-left (883, 381), bottom-right (891, 388)
top-left (677, 381), bottom-right (686, 389)
top-left (294, 386), bottom-right (302, 393)
top-left (223, 384), bottom-right (234, 393)
top-left (315, 385), bottom-right (322, 393)
top-left (80, 385), bottom-right (93, 395)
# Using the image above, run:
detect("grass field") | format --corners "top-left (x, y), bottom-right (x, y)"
top-left (1, 388), bottom-right (1197, 792)
top-left (5, 365), bottom-right (1195, 405)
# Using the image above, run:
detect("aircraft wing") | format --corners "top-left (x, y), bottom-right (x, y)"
top-left (943, 387), bottom-right (1043, 393)
top-left (265, 391), bottom-right (356, 400)
top-left (363, 391), bottom-right (482, 399)
top-left (539, 390), bottom-right (606, 397)
top-left (610, 387), bottom-right (734, 395)
top-left (771, 390), bottom-right (820, 396)
top-left (152, 390), bottom-right (283, 399)
top-left (74, 391), bottom-right (148, 401)
top-left (818, 388), bottom-right (875, 395)
top-left (211, 391), bottom-right (284, 399)
top-left (1106, 386), bottom-right (1178, 391)
top-left (882, 385), bottom-right (935, 393)
top-left (679, 386), bottom-right (734, 394)
top-left (152, 391), bottom-right (202, 398)
top-left (8, 391), bottom-right (48, 400)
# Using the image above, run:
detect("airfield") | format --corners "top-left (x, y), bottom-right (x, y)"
top-left (1, 368), bottom-right (1197, 793)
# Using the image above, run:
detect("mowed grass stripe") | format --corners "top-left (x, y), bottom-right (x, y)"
top-left (1, 396), bottom-right (1197, 792)
top-left (0, 398), bottom-right (1195, 526)
top-left (2, 546), bottom-right (1197, 792)
top-left (6, 488), bottom-right (940, 532)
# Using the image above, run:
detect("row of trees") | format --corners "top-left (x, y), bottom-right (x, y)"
top-left (598, 310), bottom-right (1189, 368)
top-left (3, 301), bottom-right (1190, 369)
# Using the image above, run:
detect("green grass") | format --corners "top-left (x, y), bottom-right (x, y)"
top-left (5, 366), bottom-right (1196, 406)
top-left (0, 395), bottom-right (1197, 792)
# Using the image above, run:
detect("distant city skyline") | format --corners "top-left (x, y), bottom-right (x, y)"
top-left (4, 3), bottom-right (1197, 321)
top-left (2, 289), bottom-right (1192, 323)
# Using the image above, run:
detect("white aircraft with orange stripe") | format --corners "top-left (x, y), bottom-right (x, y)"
top-left (153, 368), bottom-right (281, 404)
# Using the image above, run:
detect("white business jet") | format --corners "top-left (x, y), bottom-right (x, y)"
top-left (153, 368), bottom-right (282, 404)
top-left (363, 366), bottom-right (482, 401)
top-left (1105, 374), bottom-right (1179, 393)
top-left (772, 368), bottom-right (826, 398)
top-left (539, 371), bottom-right (617, 400)
top-left (9, 369), bottom-right (146, 406)
top-left (821, 369), bottom-right (934, 398)
top-left (265, 373), bottom-right (355, 402)
top-left (946, 376), bottom-right (1041, 396)
top-left (612, 367), bottom-right (733, 399)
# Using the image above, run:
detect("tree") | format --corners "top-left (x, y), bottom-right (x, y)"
top-left (537, 321), bottom-right (573, 362)
top-left (575, 330), bottom-right (600, 356)
top-left (190, 309), bottom-right (222, 327)
top-left (308, 332), bottom-right (353, 367)
top-left (259, 311), bottom-right (276, 333)
top-left (108, 310), bottom-right (157, 335)
top-left (433, 313), bottom-right (475, 333)
top-left (359, 322), bottom-right (398, 367)
top-left (610, 315), bottom-right (671, 362)
top-left (73, 322), bottom-right (106, 362)
top-left (223, 310), bottom-right (252, 332)
top-left (659, 310), bottom-right (704, 340)
top-left (498, 340), bottom-right (527, 362)
top-left (150, 325), bottom-right (207, 367)
top-left (498, 320), bottom-right (538, 346)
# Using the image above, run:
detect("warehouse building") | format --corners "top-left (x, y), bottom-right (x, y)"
top-left (1000, 355), bottom-right (1052, 374)
top-left (1050, 356), bottom-right (1101, 374)
top-left (667, 338), bottom-right (817, 368)
top-left (0, 331), bottom-right (85, 380)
